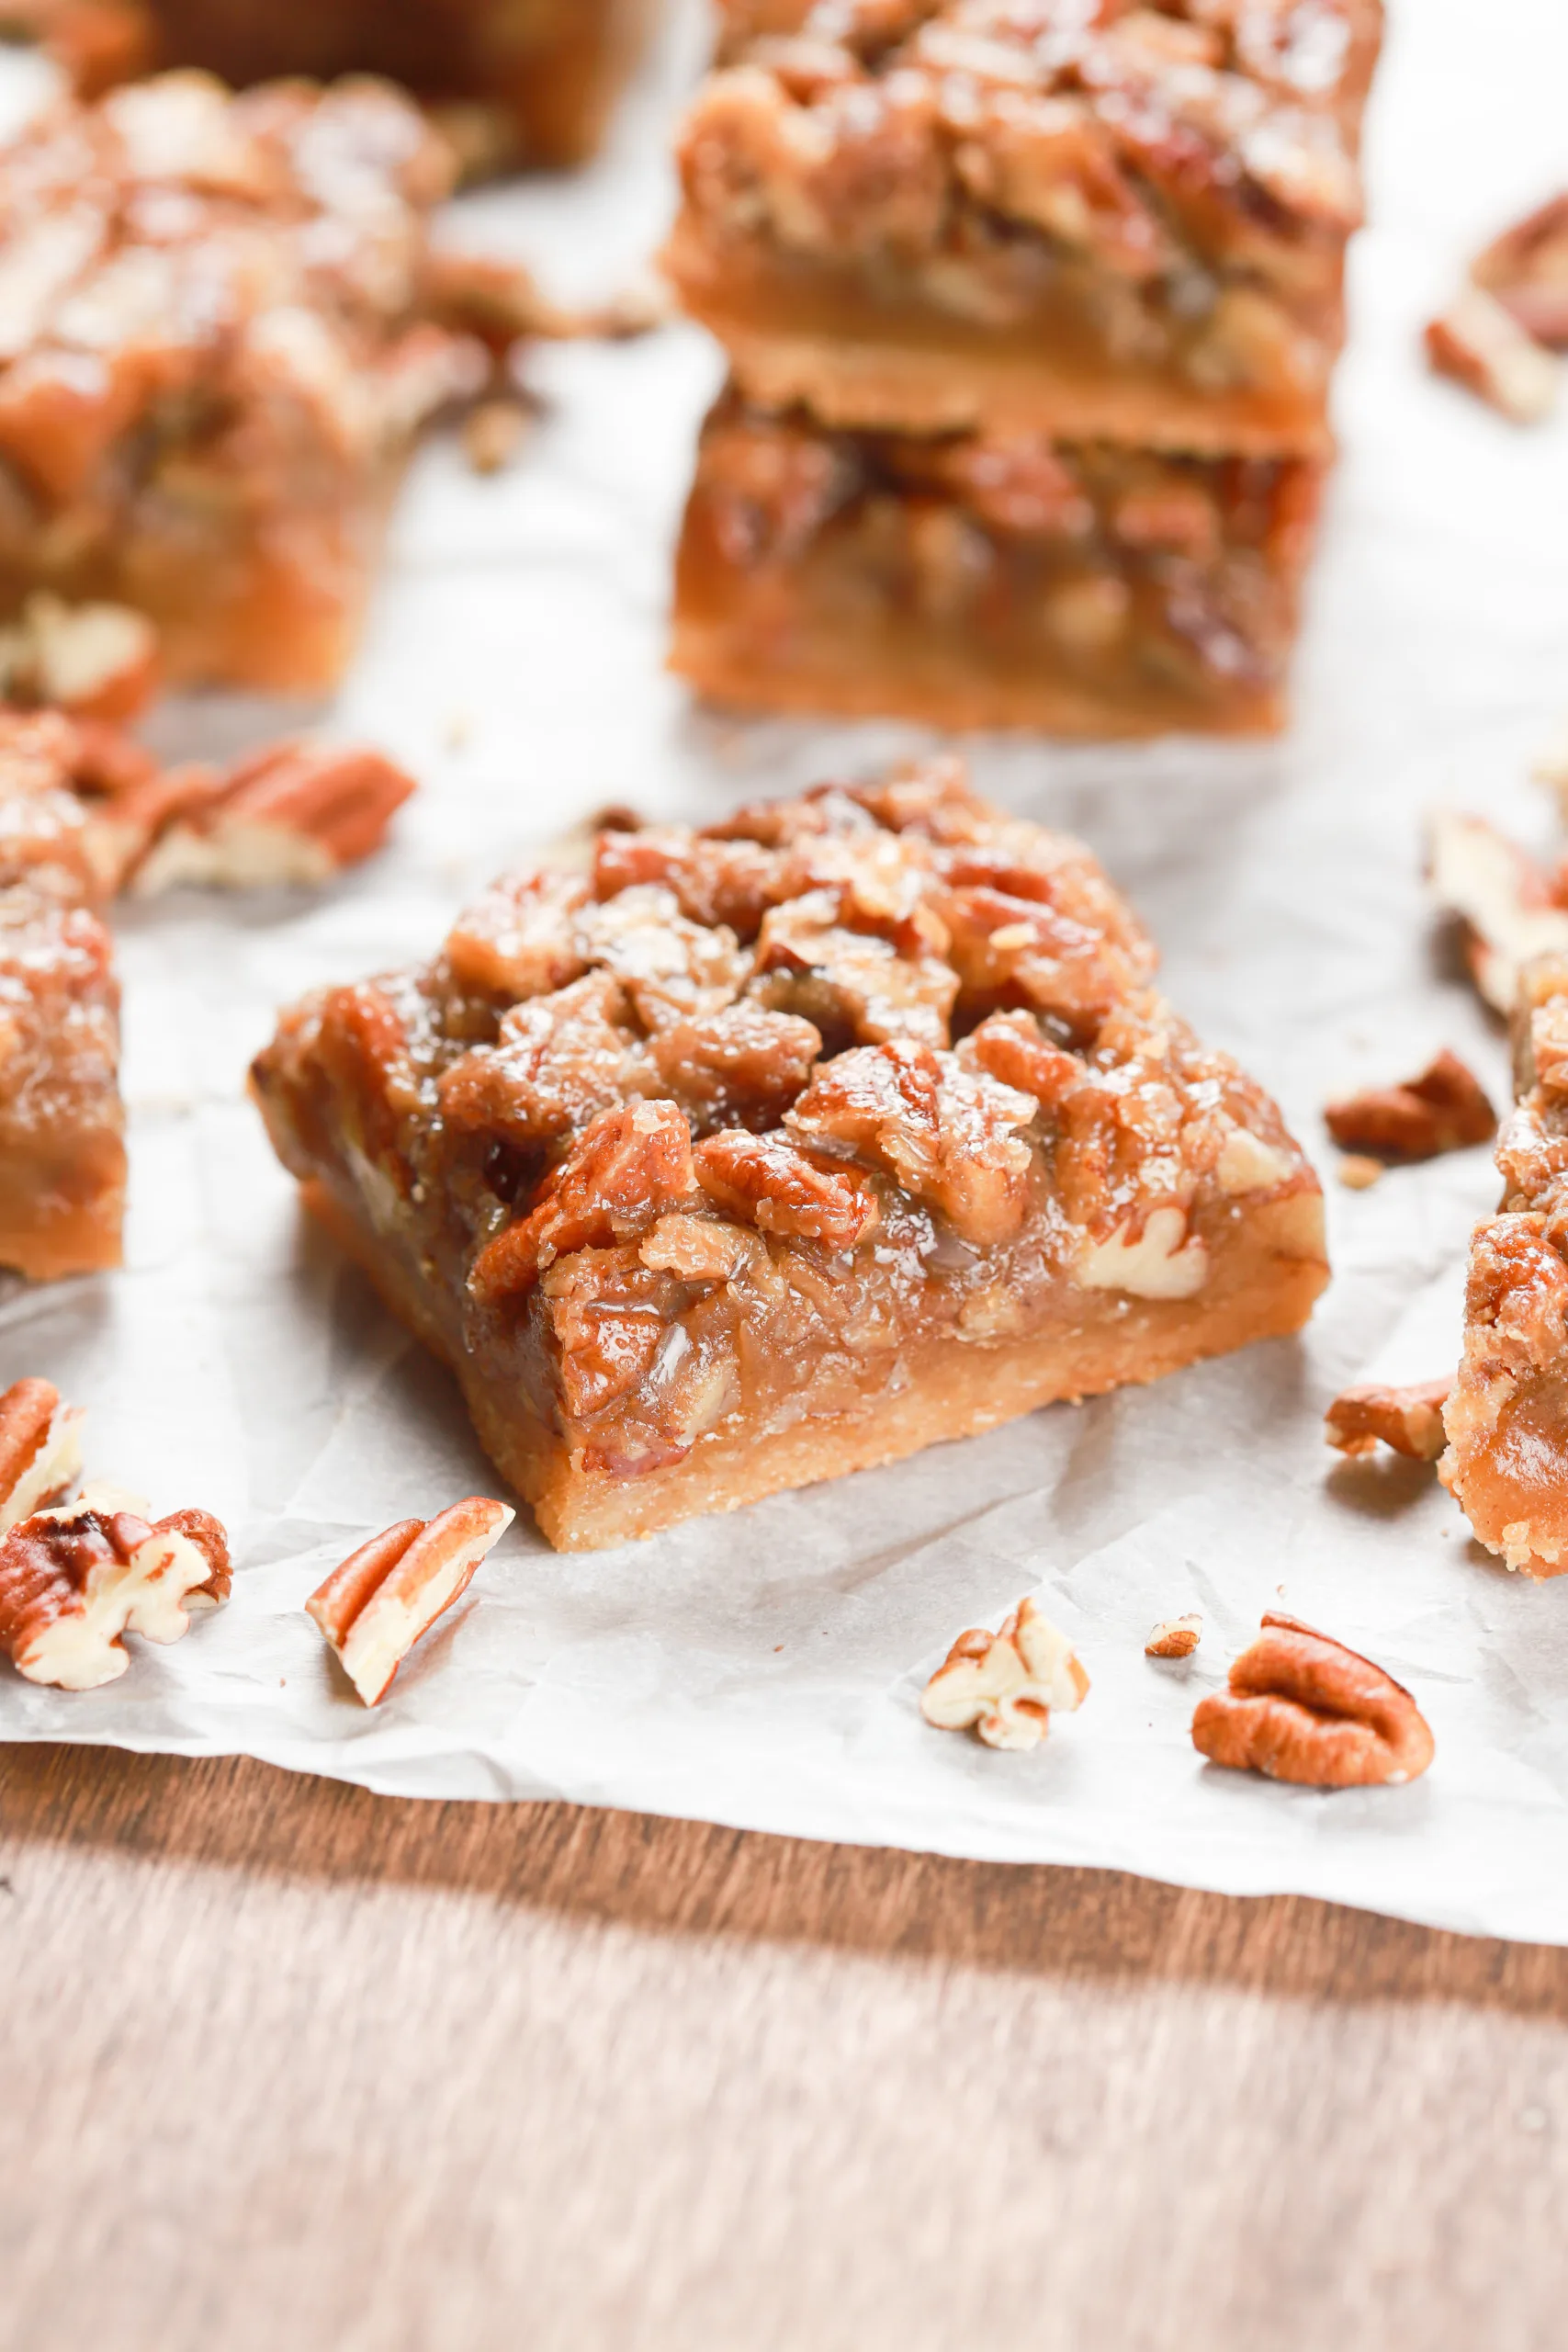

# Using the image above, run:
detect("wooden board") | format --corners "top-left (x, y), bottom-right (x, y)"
top-left (2, 1742), bottom-right (1562, 2349)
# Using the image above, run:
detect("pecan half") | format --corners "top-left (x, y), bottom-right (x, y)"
top-left (130, 741), bottom-right (415, 894)
top-left (694, 1127), bottom-right (880, 1248)
top-left (306, 1496), bottom-right (513, 1707)
top-left (0, 1375), bottom-right (84, 1533)
top-left (1426, 287), bottom-right (1558, 423)
top-left (0, 1490), bottom-right (231, 1690)
top-left (1325, 1377), bottom-right (1452, 1461)
top-left (1191, 1613), bottom-right (1435, 1788)
top-left (1324, 1050), bottom-right (1495, 1160)
top-left (920, 1597), bottom-right (1089, 1751)
top-left (1145, 1613), bottom-right (1201, 1658)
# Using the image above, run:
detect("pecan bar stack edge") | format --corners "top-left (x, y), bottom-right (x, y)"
top-left (252, 761), bottom-right (1327, 1550)
top-left (666, 0), bottom-right (1382, 738)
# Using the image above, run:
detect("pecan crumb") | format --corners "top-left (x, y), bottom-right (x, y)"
top-left (920, 1597), bottom-right (1089, 1751)
top-left (1428, 808), bottom-right (1568, 1012)
top-left (1325, 1377), bottom-right (1452, 1461)
top-left (1191, 1613), bottom-right (1435, 1788)
top-left (1325, 1049), bottom-right (1495, 1161)
top-left (1472, 193), bottom-right (1568, 350)
top-left (1145, 1613), bottom-right (1201, 1658)
top-left (462, 397), bottom-right (531, 474)
top-left (1337, 1153), bottom-right (1383, 1191)
top-left (1426, 287), bottom-right (1558, 423)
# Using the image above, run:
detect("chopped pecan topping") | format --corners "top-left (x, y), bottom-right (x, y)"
top-left (444, 866), bottom-right (590, 1003)
top-left (650, 1001), bottom-right (821, 1129)
top-left (1471, 193), bottom-right (1568, 350)
top-left (306, 1497), bottom-right (513, 1708)
top-left (577, 885), bottom-right (749, 1032)
top-left (751, 889), bottom-right (957, 1048)
top-left (1426, 288), bottom-right (1558, 424)
top-left (438, 972), bottom-right (650, 1151)
top-left (1324, 1050), bottom-right (1496, 1161)
top-left (694, 1127), bottom-right (881, 1247)
top-left (920, 1597), bottom-right (1090, 1751)
top-left (1145, 1613), bottom-right (1201, 1658)
top-left (0, 1375), bottom-right (84, 1532)
top-left (469, 1100), bottom-right (698, 1304)
top-left (786, 1037), bottom-right (1034, 1244)
top-left (638, 1210), bottom-right (756, 1283)
top-left (1325, 1377), bottom-right (1451, 1462)
top-left (0, 1488), bottom-right (231, 1690)
top-left (960, 1008), bottom-right (1082, 1110)
top-left (592, 824), bottom-right (786, 937)
top-left (935, 838), bottom-right (1156, 1039)
top-left (1191, 1613), bottom-right (1435, 1788)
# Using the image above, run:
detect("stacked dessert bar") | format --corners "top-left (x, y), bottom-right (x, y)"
top-left (667, 0), bottom-right (1383, 738)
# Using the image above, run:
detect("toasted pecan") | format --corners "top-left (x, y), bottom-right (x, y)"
top-left (920, 1597), bottom-right (1089, 1751)
top-left (0, 1376), bottom-right (84, 1533)
top-left (1426, 287), bottom-right (1558, 423)
top-left (1191, 1613), bottom-right (1434, 1788)
top-left (1324, 1050), bottom-right (1495, 1160)
top-left (307, 1496), bottom-right (513, 1706)
top-left (1325, 1377), bottom-right (1451, 1461)
top-left (1145, 1613), bottom-right (1201, 1658)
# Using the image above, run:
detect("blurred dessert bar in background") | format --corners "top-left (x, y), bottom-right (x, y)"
top-left (0, 72), bottom-right (482, 691)
top-left (673, 387), bottom-right (1323, 735)
top-left (667, 0), bottom-right (1383, 737)
top-left (251, 759), bottom-right (1328, 1550)
top-left (38, 0), bottom-right (659, 170)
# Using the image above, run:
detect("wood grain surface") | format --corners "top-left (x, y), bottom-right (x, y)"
top-left (2, 1744), bottom-right (1563, 2352)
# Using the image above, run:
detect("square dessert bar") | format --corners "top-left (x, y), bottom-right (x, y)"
top-left (672, 388), bottom-right (1322, 735)
top-left (0, 72), bottom-right (478, 690)
top-left (252, 762), bottom-right (1328, 1550)
top-left (0, 714), bottom-right (129, 1281)
top-left (1442, 956), bottom-right (1568, 1578)
top-left (666, 0), bottom-right (1382, 455)
top-left (47, 0), bottom-right (658, 172)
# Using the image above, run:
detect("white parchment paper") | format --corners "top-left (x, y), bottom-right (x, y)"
top-left (3, 0), bottom-right (1568, 1943)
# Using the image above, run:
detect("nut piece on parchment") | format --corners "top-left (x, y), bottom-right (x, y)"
top-left (1324, 1050), bottom-right (1495, 1161)
top-left (1472, 192), bottom-right (1568, 350)
top-left (1325, 1377), bottom-right (1452, 1462)
top-left (306, 1497), bottom-right (514, 1707)
top-left (1145, 1613), bottom-right (1202, 1659)
top-left (1191, 1613), bottom-right (1435, 1789)
top-left (462, 397), bottom-right (532, 474)
top-left (0, 1376), bottom-right (85, 1534)
top-left (0, 595), bottom-right (159, 724)
top-left (1427, 809), bottom-right (1568, 1013)
top-left (1336, 1153), bottom-right (1383, 1191)
top-left (0, 1487), bottom-right (231, 1690)
top-left (122, 741), bottom-right (416, 896)
top-left (1425, 287), bottom-right (1558, 423)
top-left (920, 1597), bottom-right (1089, 1752)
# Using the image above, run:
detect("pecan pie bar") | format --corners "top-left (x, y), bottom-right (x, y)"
top-left (1441, 956), bottom-right (1568, 1577)
top-left (0, 715), bottom-right (125, 1280)
top-left (44, 0), bottom-right (658, 172)
top-left (665, 0), bottom-right (1382, 455)
top-left (672, 388), bottom-right (1321, 734)
top-left (0, 72), bottom-right (479, 690)
top-left (251, 761), bottom-right (1328, 1549)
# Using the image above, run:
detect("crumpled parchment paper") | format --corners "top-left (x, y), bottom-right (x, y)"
top-left (4, 0), bottom-right (1568, 1945)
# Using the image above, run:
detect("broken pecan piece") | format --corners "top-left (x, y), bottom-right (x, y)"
top-left (1191, 1613), bottom-right (1435, 1788)
top-left (0, 1490), bottom-right (231, 1690)
top-left (1426, 287), bottom-right (1558, 424)
top-left (920, 1598), bottom-right (1089, 1752)
top-left (306, 1497), bottom-right (513, 1707)
top-left (1324, 1050), bottom-right (1495, 1160)
top-left (1145, 1613), bottom-right (1201, 1658)
top-left (0, 594), bottom-right (158, 722)
top-left (130, 741), bottom-right (416, 894)
top-left (0, 1375), bottom-right (84, 1533)
top-left (1325, 1377), bottom-right (1451, 1462)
